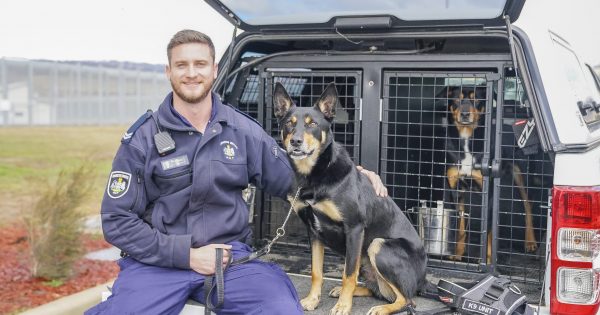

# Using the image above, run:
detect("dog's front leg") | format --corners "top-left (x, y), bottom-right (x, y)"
top-left (512, 164), bottom-right (538, 252)
top-left (301, 239), bottom-right (325, 311)
top-left (451, 199), bottom-right (467, 261)
top-left (331, 226), bottom-right (364, 315)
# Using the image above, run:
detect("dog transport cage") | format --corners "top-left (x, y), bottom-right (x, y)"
top-left (262, 71), bottom-right (361, 261)
top-left (223, 62), bottom-right (553, 296)
top-left (224, 69), bottom-right (363, 272)
top-left (381, 71), bottom-right (493, 272)
top-left (495, 68), bottom-right (552, 290)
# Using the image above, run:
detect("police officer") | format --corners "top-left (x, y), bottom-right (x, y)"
top-left (86, 29), bottom-right (387, 315)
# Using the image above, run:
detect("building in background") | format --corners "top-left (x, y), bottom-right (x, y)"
top-left (0, 58), bottom-right (170, 125)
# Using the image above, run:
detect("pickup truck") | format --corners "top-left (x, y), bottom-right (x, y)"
top-left (206, 1), bottom-right (600, 314)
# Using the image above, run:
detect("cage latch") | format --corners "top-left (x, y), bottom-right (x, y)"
top-left (490, 159), bottom-right (502, 178)
top-left (476, 157), bottom-right (501, 177)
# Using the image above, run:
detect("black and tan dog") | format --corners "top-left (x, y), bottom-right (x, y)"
top-left (273, 82), bottom-right (427, 315)
top-left (445, 91), bottom-right (537, 263)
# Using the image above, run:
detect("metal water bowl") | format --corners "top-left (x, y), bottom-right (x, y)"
top-left (413, 200), bottom-right (456, 257)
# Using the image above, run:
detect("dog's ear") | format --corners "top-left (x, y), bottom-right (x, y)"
top-left (450, 94), bottom-right (462, 111)
top-left (273, 82), bottom-right (294, 120)
top-left (468, 91), bottom-right (479, 104)
top-left (468, 90), bottom-right (483, 109)
top-left (315, 83), bottom-right (337, 119)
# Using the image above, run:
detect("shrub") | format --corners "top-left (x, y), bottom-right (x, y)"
top-left (24, 162), bottom-right (94, 280)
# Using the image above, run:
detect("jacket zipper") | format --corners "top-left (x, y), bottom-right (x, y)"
top-left (129, 169), bottom-right (143, 211)
top-left (154, 168), bottom-right (193, 180)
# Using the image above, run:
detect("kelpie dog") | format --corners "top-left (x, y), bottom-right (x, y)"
top-left (445, 90), bottom-right (537, 263)
top-left (274, 82), bottom-right (427, 315)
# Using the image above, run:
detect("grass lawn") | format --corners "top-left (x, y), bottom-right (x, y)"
top-left (0, 125), bottom-right (126, 225)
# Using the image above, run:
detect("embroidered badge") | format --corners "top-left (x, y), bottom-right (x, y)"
top-left (107, 171), bottom-right (131, 199)
top-left (220, 141), bottom-right (238, 160)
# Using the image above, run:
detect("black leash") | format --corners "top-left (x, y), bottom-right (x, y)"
top-left (204, 248), bottom-right (230, 315)
top-left (203, 187), bottom-right (302, 314)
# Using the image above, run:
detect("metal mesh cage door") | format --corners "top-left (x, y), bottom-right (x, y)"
top-left (259, 70), bottom-right (363, 263)
top-left (381, 71), bottom-right (494, 272)
top-left (492, 67), bottom-right (552, 293)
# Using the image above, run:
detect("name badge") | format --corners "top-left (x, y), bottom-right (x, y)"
top-left (161, 155), bottom-right (189, 171)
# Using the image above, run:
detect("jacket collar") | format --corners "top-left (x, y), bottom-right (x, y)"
top-left (157, 92), bottom-right (234, 132)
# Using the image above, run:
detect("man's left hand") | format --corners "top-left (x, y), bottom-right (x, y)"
top-left (357, 165), bottom-right (388, 197)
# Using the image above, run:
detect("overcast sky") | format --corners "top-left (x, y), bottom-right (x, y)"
top-left (1, 0), bottom-right (599, 66)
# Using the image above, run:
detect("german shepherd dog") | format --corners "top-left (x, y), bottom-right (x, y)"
top-left (445, 90), bottom-right (537, 263)
top-left (274, 82), bottom-right (427, 315)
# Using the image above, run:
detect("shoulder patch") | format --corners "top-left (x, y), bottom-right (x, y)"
top-left (122, 110), bottom-right (153, 144)
top-left (107, 171), bottom-right (131, 199)
top-left (229, 105), bottom-right (262, 128)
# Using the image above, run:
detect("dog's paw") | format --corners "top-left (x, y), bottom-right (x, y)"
top-left (301, 295), bottom-right (320, 311)
top-left (525, 239), bottom-right (538, 253)
top-left (448, 255), bottom-right (463, 261)
top-left (367, 305), bottom-right (392, 315)
top-left (328, 286), bottom-right (342, 297)
top-left (330, 301), bottom-right (352, 315)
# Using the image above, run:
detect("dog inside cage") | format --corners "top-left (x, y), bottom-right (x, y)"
top-left (381, 70), bottom-right (551, 289)
top-left (382, 73), bottom-right (491, 270)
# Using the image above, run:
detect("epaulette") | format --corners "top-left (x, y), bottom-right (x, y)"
top-left (229, 105), bottom-right (262, 128)
top-left (122, 110), bottom-right (153, 144)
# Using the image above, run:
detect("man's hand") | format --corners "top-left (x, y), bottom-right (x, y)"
top-left (190, 244), bottom-right (232, 275)
top-left (356, 165), bottom-right (388, 197)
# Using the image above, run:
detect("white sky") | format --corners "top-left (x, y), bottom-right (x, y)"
top-left (0, 0), bottom-right (599, 66)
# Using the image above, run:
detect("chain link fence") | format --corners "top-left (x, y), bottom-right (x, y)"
top-left (0, 58), bottom-right (171, 125)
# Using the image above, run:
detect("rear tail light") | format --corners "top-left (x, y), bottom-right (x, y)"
top-left (557, 267), bottom-right (600, 304)
top-left (558, 228), bottom-right (600, 261)
top-left (551, 186), bottom-right (600, 315)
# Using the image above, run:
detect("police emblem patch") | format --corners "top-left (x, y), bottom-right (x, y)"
top-left (107, 171), bottom-right (131, 199)
top-left (220, 141), bottom-right (238, 160)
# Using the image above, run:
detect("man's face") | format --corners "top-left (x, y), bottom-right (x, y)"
top-left (166, 43), bottom-right (217, 104)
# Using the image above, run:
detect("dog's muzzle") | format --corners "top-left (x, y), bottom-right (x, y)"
top-left (288, 148), bottom-right (314, 160)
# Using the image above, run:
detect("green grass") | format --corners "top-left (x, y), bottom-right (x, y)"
top-left (0, 125), bottom-right (126, 223)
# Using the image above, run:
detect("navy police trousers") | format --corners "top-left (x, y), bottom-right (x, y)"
top-left (85, 242), bottom-right (303, 315)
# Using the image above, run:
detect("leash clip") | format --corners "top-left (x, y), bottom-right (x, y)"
top-left (263, 186), bottom-right (302, 254)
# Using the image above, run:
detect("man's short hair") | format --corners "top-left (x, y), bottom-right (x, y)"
top-left (167, 29), bottom-right (216, 64)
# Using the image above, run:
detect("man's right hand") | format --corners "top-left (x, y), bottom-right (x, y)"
top-left (190, 244), bottom-right (232, 275)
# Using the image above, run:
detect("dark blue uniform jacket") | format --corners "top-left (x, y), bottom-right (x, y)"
top-left (101, 92), bottom-right (292, 269)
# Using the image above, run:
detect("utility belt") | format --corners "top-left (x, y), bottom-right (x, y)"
top-left (119, 228), bottom-right (255, 259)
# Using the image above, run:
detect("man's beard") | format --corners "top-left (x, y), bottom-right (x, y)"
top-left (170, 79), bottom-right (213, 104)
